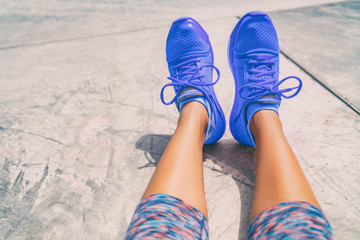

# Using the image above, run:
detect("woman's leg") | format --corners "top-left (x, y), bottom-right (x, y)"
top-left (142, 101), bottom-right (209, 218)
top-left (126, 101), bottom-right (210, 240)
top-left (127, 17), bottom-right (225, 240)
top-left (249, 110), bottom-right (320, 222)
top-left (248, 110), bottom-right (333, 239)
top-left (227, 11), bottom-right (333, 239)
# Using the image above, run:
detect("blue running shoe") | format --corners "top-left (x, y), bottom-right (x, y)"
top-left (160, 17), bottom-right (226, 145)
top-left (228, 11), bottom-right (302, 147)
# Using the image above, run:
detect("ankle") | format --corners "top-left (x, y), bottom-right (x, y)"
top-left (178, 101), bottom-right (209, 129)
top-left (250, 110), bottom-right (282, 137)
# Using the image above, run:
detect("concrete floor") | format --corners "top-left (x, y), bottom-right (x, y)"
top-left (0, 0), bottom-right (359, 239)
top-left (270, 0), bottom-right (360, 109)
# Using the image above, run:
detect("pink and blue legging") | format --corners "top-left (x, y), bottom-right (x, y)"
top-left (125, 194), bottom-right (334, 239)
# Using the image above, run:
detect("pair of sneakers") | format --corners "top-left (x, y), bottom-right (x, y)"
top-left (160, 11), bottom-right (302, 146)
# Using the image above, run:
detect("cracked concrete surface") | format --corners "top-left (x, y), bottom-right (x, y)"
top-left (0, 0), bottom-right (359, 239)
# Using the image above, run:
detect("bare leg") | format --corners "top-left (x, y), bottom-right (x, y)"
top-left (142, 101), bottom-right (209, 218)
top-left (249, 110), bottom-right (320, 222)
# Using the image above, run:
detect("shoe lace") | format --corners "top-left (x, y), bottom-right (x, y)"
top-left (160, 58), bottom-right (220, 106)
top-left (239, 56), bottom-right (302, 100)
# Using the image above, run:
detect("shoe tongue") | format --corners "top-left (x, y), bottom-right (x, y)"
top-left (178, 62), bottom-right (199, 81)
top-left (180, 73), bottom-right (193, 81)
top-left (256, 67), bottom-right (271, 80)
top-left (252, 56), bottom-right (272, 81)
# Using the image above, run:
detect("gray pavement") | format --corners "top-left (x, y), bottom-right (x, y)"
top-left (0, 0), bottom-right (359, 239)
top-left (270, 0), bottom-right (360, 110)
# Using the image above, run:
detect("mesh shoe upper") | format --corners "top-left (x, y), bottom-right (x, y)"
top-left (166, 20), bottom-right (210, 63)
top-left (161, 17), bottom-right (226, 145)
top-left (234, 20), bottom-right (279, 53)
top-left (228, 11), bottom-right (302, 147)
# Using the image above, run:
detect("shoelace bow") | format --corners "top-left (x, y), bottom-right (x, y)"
top-left (160, 58), bottom-right (220, 106)
top-left (239, 56), bottom-right (302, 100)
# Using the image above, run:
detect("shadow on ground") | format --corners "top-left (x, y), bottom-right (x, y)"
top-left (135, 134), bottom-right (256, 239)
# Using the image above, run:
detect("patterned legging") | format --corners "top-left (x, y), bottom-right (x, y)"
top-left (126, 194), bottom-right (333, 239)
